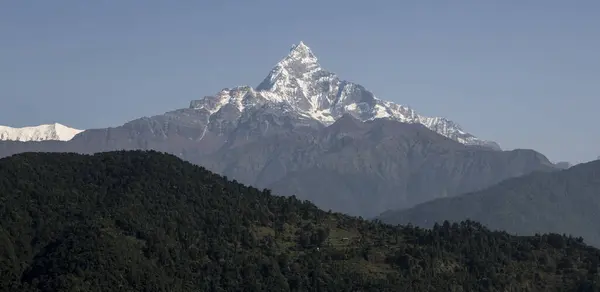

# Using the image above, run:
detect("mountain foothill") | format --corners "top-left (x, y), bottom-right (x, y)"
top-left (0, 151), bottom-right (599, 291)
top-left (1, 42), bottom-right (599, 290)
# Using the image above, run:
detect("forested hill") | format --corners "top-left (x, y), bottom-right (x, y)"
top-left (0, 151), bottom-right (599, 291)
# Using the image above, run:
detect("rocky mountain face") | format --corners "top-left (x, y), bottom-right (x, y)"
top-left (0, 113), bottom-right (556, 217)
top-left (197, 114), bottom-right (555, 217)
top-left (376, 159), bottom-right (600, 247)
top-left (0, 42), bottom-right (556, 216)
top-left (188, 41), bottom-right (500, 149)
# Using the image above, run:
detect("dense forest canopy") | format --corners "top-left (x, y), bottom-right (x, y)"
top-left (0, 151), bottom-right (599, 291)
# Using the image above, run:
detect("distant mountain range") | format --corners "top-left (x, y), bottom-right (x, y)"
top-left (0, 123), bottom-right (82, 142)
top-left (187, 41), bottom-right (501, 149)
top-left (377, 158), bottom-right (600, 247)
top-left (0, 42), bottom-right (558, 217)
top-left (3, 42), bottom-right (497, 148)
top-left (554, 161), bottom-right (572, 169)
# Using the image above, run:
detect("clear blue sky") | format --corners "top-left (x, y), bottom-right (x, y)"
top-left (1, 1), bottom-right (598, 163)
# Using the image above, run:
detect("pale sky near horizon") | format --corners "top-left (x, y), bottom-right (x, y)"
top-left (1, 1), bottom-right (598, 164)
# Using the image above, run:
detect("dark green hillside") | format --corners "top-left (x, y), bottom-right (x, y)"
top-left (0, 151), bottom-right (599, 291)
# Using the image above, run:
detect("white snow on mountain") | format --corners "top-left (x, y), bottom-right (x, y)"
top-left (189, 41), bottom-right (499, 149)
top-left (0, 123), bottom-right (84, 142)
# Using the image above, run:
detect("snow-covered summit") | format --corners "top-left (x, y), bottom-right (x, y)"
top-left (0, 123), bottom-right (84, 142)
top-left (189, 42), bottom-right (500, 149)
top-left (255, 40), bottom-right (338, 116)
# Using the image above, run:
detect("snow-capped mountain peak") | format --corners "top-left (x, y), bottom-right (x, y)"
top-left (189, 42), bottom-right (500, 149)
top-left (286, 41), bottom-right (318, 64)
top-left (0, 123), bottom-right (84, 142)
top-left (269, 41), bottom-right (320, 76)
top-left (256, 41), bottom-right (335, 113)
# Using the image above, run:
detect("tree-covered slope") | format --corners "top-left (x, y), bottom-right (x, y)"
top-left (378, 159), bottom-right (600, 247)
top-left (0, 151), bottom-right (598, 291)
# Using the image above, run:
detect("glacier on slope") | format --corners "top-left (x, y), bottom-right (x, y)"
top-left (191, 41), bottom-right (499, 149)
